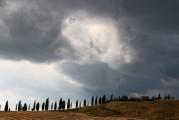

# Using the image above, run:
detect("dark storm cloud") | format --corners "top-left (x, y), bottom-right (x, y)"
top-left (58, 0), bottom-right (179, 97)
top-left (0, 0), bottom-right (179, 98)
top-left (0, 7), bottom-right (74, 62)
top-left (59, 61), bottom-right (162, 96)
top-left (0, 0), bottom-right (121, 62)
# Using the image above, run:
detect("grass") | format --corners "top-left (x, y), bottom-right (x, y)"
top-left (0, 100), bottom-right (178, 120)
top-left (75, 100), bottom-right (179, 120)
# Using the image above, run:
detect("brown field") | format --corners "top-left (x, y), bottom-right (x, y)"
top-left (0, 100), bottom-right (179, 120)
top-left (0, 111), bottom-right (142, 120)
top-left (76, 100), bottom-right (179, 120)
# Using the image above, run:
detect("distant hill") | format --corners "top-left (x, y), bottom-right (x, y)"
top-left (75, 100), bottom-right (179, 120)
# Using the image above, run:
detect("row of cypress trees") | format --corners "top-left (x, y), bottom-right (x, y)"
top-left (3, 94), bottom-right (117, 112)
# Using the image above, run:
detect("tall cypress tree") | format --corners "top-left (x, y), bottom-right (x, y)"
top-left (102, 95), bottom-right (106, 104)
top-left (15, 104), bottom-right (17, 111)
top-left (54, 101), bottom-right (57, 110)
top-left (59, 98), bottom-right (63, 110)
top-left (67, 99), bottom-right (70, 109)
top-left (95, 96), bottom-right (98, 105)
top-left (158, 93), bottom-right (161, 99)
top-left (51, 102), bottom-right (53, 110)
top-left (23, 103), bottom-right (27, 111)
top-left (45, 98), bottom-right (49, 111)
top-left (76, 100), bottom-right (78, 108)
top-left (32, 100), bottom-right (36, 111)
top-left (79, 101), bottom-right (81, 108)
top-left (91, 96), bottom-right (94, 106)
top-left (71, 102), bottom-right (72, 108)
top-left (42, 102), bottom-right (45, 111)
top-left (36, 102), bottom-right (40, 111)
top-left (83, 99), bottom-right (86, 107)
top-left (62, 101), bottom-right (65, 110)
top-left (111, 94), bottom-right (113, 101)
top-left (99, 97), bottom-right (101, 104)
top-left (28, 104), bottom-right (30, 111)
top-left (18, 100), bottom-right (21, 111)
top-left (4, 100), bottom-right (8, 112)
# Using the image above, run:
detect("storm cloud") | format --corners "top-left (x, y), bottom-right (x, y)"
top-left (0, 0), bottom-right (179, 109)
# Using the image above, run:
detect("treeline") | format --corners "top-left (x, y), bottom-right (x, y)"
top-left (3, 93), bottom-right (175, 112)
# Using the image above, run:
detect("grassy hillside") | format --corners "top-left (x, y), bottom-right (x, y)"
top-left (75, 100), bottom-right (179, 120)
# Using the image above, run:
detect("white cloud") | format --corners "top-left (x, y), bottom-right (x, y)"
top-left (0, 59), bottom-right (90, 110)
top-left (61, 10), bottom-right (134, 69)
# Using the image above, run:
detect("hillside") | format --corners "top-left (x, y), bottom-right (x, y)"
top-left (76, 100), bottom-right (179, 120)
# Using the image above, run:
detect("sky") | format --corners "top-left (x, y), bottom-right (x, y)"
top-left (0, 0), bottom-right (179, 110)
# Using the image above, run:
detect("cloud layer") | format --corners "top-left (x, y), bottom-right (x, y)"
top-left (0, 0), bottom-right (179, 109)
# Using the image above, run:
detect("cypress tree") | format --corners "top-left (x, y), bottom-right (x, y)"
top-left (70, 102), bottom-right (72, 108)
top-left (23, 103), bottom-right (27, 111)
top-left (32, 100), bottom-right (36, 111)
top-left (158, 93), bottom-right (161, 99)
top-left (102, 95), bottom-right (106, 104)
top-left (42, 102), bottom-right (45, 111)
top-left (18, 100), bottom-right (21, 111)
top-left (54, 101), bottom-right (57, 110)
top-left (67, 99), bottom-right (70, 109)
top-left (28, 104), bottom-right (30, 111)
top-left (62, 100), bottom-right (65, 110)
top-left (83, 99), bottom-right (86, 107)
top-left (95, 96), bottom-right (98, 105)
top-left (15, 104), bottom-right (17, 111)
top-left (76, 100), bottom-right (78, 108)
top-left (45, 98), bottom-right (49, 111)
top-left (51, 102), bottom-right (53, 110)
top-left (99, 97), bottom-right (101, 104)
top-left (4, 100), bottom-right (8, 112)
top-left (111, 94), bottom-right (113, 101)
top-left (36, 102), bottom-right (40, 111)
top-left (59, 98), bottom-right (63, 110)
top-left (79, 101), bottom-right (81, 108)
top-left (91, 96), bottom-right (94, 106)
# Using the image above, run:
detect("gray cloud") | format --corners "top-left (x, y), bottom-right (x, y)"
top-left (0, 7), bottom-right (74, 62)
top-left (0, 0), bottom-right (179, 100)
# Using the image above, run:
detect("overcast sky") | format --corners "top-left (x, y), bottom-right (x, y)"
top-left (0, 0), bottom-right (179, 110)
